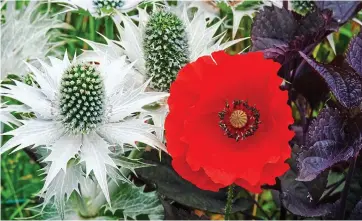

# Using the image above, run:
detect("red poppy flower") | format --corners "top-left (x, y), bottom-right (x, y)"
top-left (165, 51), bottom-right (293, 193)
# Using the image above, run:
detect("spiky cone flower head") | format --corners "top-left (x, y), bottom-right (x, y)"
top-left (80, 2), bottom-right (246, 92)
top-left (0, 53), bottom-right (168, 217)
top-left (57, 0), bottom-right (144, 17)
top-left (1, 2), bottom-right (67, 80)
top-left (143, 10), bottom-right (190, 92)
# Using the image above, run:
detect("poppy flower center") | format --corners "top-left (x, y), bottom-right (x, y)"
top-left (229, 110), bottom-right (247, 128)
top-left (218, 100), bottom-right (260, 141)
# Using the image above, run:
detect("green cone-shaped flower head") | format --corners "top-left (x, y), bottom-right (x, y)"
top-left (143, 10), bottom-right (190, 92)
top-left (59, 63), bottom-right (105, 134)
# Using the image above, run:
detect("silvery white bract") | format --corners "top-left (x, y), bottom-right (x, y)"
top-left (57, 0), bottom-right (144, 17)
top-left (0, 103), bottom-right (27, 127)
top-left (1, 2), bottom-right (68, 79)
top-left (0, 52), bottom-right (168, 216)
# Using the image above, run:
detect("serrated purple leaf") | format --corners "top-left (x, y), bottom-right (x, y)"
top-left (346, 31), bottom-right (362, 76)
top-left (315, 1), bottom-right (361, 24)
top-left (300, 52), bottom-right (362, 109)
top-left (296, 107), bottom-right (354, 181)
top-left (280, 170), bottom-right (333, 217)
top-left (251, 6), bottom-right (297, 63)
top-left (307, 107), bottom-right (345, 146)
top-left (252, 6), bottom-right (296, 51)
top-left (296, 9), bottom-right (338, 38)
top-left (297, 141), bottom-right (354, 181)
top-left (252, 6), bottom-right (337, 67)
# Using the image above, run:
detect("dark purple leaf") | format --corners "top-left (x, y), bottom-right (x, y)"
top-left (280, 170), bottom-right (333, 217)
top-left (251, 6), bottom-right (296, 63)
top-left (251, 6), bottom-right (296, 50)
top-left (296, 10), bottom-right (337, 37)
top-left (297, 141), bottom-right (354, 181)
top-left (300, 52), bottom-right (362, 109)
top-left (350, 199), bottom-right (362, 219)
top-left (291, 64), bottom-right (330, 109)
top-left (252, 6), bottom-right (337, 65)
top-left (296, 107), bottom-right (354, 181)
top-left (135, 150), bottom-right (252, 214)
top-left (346, 31), bottom-right (362, 76)
top-left (314, 1), bottom-right (362, 24)
top-left (307, 107), bottom-right (345, 146)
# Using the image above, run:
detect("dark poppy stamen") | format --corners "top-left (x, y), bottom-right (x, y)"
top-left (218, 100), bottom-right (261, 141)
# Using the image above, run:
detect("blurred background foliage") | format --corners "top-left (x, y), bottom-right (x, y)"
top-left (1, 0), bottom-right (361, 220)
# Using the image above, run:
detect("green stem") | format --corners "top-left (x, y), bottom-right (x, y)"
top-left (225, 184), bottom-right (235, 220)
top-left (74, 193), bottom-right (90, 218)
top-left (105, 17), bottom-right (114, 39)
top-left (89, 16), bottom-right (95, 41)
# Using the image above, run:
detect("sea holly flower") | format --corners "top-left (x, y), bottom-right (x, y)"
top-left (81, 2), bottom-right (245, 92)
top-left (142, 10), bottom-right (190, 92)
top-left (1, 2), bottom-right (67, 80)
top-left (0, 53), bottom-right (168, 214)
top-left (58, 0), bottom-right (143, 17)
top-left (165, 51), bottom-right (293, 192)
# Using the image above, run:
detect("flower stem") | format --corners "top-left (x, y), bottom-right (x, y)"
top-left (224, 184), bottom-right (235, 220)
top-left (74, 192), bottom-right (90, 218)
top-left (338, 154), bottom-right (358, 219)
top-left (252, 193), bottom-right (259, 220)
top-left (280, 203), bottom-right (287, 220)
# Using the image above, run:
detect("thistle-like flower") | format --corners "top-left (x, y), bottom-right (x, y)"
top-left (81, 2), bottom-right (246, 92)
top-left (58, 0), bottom-right (144, 17)
top-left (1, 2), bottom-right (67, 79)
top-left (0, 53), bottom-right (168, 216)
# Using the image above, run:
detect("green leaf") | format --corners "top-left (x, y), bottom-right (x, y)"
top-left (105, 183), bottom-right (164, 220)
